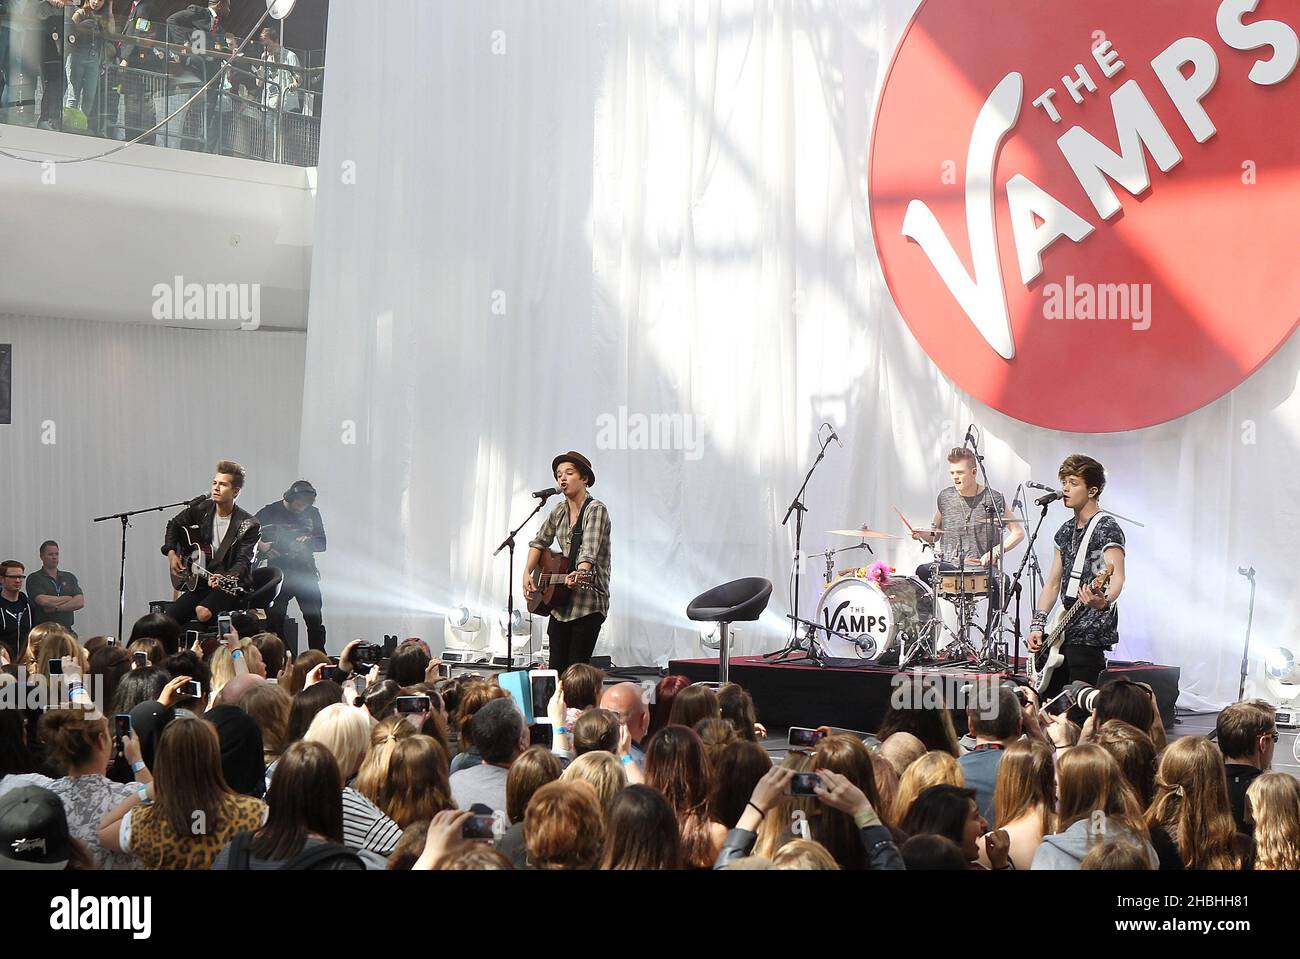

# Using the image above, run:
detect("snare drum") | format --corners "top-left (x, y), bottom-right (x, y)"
top-left (813, 574), bottom-right (936, 660)
top-left (937, 567), bottom-right (991, 596)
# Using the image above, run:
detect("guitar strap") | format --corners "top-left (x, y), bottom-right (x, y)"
top-left (567, 497), bottom-right (593, 568)
top-left (1062, 511), bottom-right (1106, 601)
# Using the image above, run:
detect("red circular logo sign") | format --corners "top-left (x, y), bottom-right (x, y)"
top-left (870, 0), bottom-right (1300, 431)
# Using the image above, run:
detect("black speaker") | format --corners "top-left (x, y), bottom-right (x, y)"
top-left (1102, 660), bottom-right (1181, 727)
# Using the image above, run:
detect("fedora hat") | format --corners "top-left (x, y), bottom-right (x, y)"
top-left (551, 451), bottom-right (595, 487)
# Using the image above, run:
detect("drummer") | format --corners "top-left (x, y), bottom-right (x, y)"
top-left (911, 448), bottom-right (1024, 597)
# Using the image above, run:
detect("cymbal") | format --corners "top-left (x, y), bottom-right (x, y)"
top-left (909, 527), bottom-right (946, 537)
top-left (827, 526), bottom-right (903, 540)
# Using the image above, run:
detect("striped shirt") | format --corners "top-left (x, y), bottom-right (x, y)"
top-left (528, 496), bottom-right (611, 622)
top-left (341, 786), bottom-right (402, 855)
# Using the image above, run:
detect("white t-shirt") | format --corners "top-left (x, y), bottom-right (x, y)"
top-left (213, 510), bottom-right (232, 552)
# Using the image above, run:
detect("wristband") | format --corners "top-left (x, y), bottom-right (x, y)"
top-left (231, 650), bottom-right (243, 660)
top-left (555, 726), bottom-right (570, 737)
top-left (136, 784), bottom-right (151, 804)
top-left (745, 800), bottom-right (766, 818)
top-left (853, 808), bottom-right (881, 829)
top-left (67, 681), bottom-right (84, 692)
top-left (619, 753), bottom-right (635, 766)
top-left (131, 761), bottom-right (146, 774)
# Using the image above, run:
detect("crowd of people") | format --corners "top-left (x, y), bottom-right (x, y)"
top-left (1, 608), bottom-right (1297, 871)
top-left (0, 0), bottom-right (316, 159)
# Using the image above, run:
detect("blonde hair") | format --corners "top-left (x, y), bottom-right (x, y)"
top-left (771, 838), bottom-right (841, 870)
top-left (355, 716), bottom-right (417, 807)
top-left (1057, 744), bottom-right (1148, 843)
top-left (209, 640), bottom-right (264, 697)
top-left (30, 625), bottom-right (84, 677)
top-left (993, 739), bottom-right (1055, 835)
top-left (561, 751), bottom-right (627, 814)
top-left (1146, 736), bottom-right (1242, 870)
top-left (753, 751), bottom-right (819, 859)
top-left (879, 732), bottom-right (927, 776)
top-left (1081, 838), bottom-right (1156, 870)
top-left (305, 703), bottom-right (371, 781)
top-left (894, 751), bottom-right (964, 823)
top-left (1247, 772), bottom-right (1300, 870)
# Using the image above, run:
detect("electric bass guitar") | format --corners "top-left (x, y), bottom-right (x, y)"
top-left (1028, 563), bottom-right (1114, 696)
top-left (526, 550), bottom-right (595, 616)
top-left (171, 527), bottom-right (243, 596)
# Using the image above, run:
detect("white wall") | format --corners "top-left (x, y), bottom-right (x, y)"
top-left (0, 315), bottom-right (306, 638)
top-left (0, 125), bottom-right (314, 330)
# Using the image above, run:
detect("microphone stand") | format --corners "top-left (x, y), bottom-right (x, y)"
top-left (1002, 495), bottom-right (1053, 673)
top-left (765, 431), bottom-right (835, 662)
top-left (494, 494), bottom-right (552, 666)
top-left (93, 498), bottom-right (194, 641)
top-left (1235, 566), bottom-right (1257, 703)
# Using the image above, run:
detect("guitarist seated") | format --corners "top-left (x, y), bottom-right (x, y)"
top-left (1028, 454), bottom-right (1126, 699)
top-left (522, 451), bottom-right (611, 676)
top-left (161, 460), bottom-right (261, 629)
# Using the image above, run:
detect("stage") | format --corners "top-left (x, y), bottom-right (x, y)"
top-left (666, 655), bottom-right (1182, 735)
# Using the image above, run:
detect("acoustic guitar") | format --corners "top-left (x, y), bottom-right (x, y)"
top-left (526, 550), bottom-right (594, 616)
top-left (171, 527), bottom-right (243, 596)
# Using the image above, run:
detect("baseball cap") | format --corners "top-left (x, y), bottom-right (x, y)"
top-left (0, 785), bottom-right (71, 870)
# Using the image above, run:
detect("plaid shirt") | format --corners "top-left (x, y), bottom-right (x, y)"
top-left (529, 496), bottom-right (611, 622)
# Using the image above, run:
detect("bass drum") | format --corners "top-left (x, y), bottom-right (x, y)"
top-left (813, 574), bottom-right (936, 661)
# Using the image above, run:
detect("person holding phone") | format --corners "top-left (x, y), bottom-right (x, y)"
top-left (522, 451), bottom-right (612, 675)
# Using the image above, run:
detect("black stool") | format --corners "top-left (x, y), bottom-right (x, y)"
top-left (687, 577), bottom-right (773, 684)
top-left (242, 567), bottom-right (284, 614)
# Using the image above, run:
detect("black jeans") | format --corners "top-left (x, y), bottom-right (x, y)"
top-left (1042, 644), bottom-right (1108, 701)
top-left (266, 568), bottom-right (325, 653)
top-left (165, 585), bottom-right (242, 634)
top-left (547, 612), bottom-right (604, 675)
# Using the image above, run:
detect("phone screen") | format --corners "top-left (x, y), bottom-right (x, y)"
top-left (462, 815), bottom-right (495, 841)
top-left (395, 695), bottom-right (431, 714)
top-left (529, 723), bottom-right (554, 748)
top-left (1043, 691), bottom-right (1072, 717)
top-left (133, 652), bottom-right (148, 668)
top-left (529, 674), bottom-right (557, 722)
top-left (788, 727), bottom-right (825, 748)
top-left (790, 772), bottom-right (822, 797)
top-left (48, 659), bottom-right (63, 675)
top-left (185, 680), bottom-right (203, 699)
top-left (114, 714), bottom-right (131, 738)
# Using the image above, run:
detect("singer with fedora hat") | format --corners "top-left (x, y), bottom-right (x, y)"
top-left (256, 480), bottom-right (328, 652)
top-left (523, 451), bottom-right (612, 674)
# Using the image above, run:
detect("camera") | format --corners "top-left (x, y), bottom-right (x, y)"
top-left (395, 695), bottom-right (432, 714)
top-left (350, 642), bottom-right (383, 669)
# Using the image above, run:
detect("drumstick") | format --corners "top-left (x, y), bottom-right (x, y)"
top-left (893, 506), bottom-right (915, 534)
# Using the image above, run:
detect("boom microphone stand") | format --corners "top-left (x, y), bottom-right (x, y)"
top-left (494, 492), bottom-right (553, 666)
top-left (94, 498), bottom-right (195, 641)
top-left (1235, 566), bottom-right (1257, 703)
top-left (1002, 491), bottom-right (1054, 673)
top-left (764, 428), bottom-right (837, 662)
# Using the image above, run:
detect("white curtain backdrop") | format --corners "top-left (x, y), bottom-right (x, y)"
top-left (302, 0), bottom-right (1300, 707)
top-left (0, 316), bottom-right (306, 639)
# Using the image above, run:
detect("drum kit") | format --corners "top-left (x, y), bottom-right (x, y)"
top-left (777, 517), bottom-right (1016, 670)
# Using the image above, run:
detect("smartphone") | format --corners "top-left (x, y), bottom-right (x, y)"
top-left (217, 613), bottom-right (233, 641)
top-left (133, 651), bottom-right (148, 668)
top-left (789, 772), bottom-right (822, 797)
top-left (113, 714), bottom-right (132, 739)
top-left (185, 629), bottom-right (200, 647)
top-left (529, 723), bottom-right (554, 749)
top-left (48, 659), bottom-right (63, 675)
top-left (353, 676), bottom-right (368, 698)
top-left (395, 695), bottom-right (432, 714)
top-left (461, 814), bottom-right (495, 842)
top-left (436, 661), bottom-right (450, 679)
top-left (1043, 690), bottom-right (1072, 717)
top-left (528, 669), bottom-right (558, 724)
top-left (788, 726), bottom-right (826, 748)
top-left (184, 680), bottom-right (203, 699)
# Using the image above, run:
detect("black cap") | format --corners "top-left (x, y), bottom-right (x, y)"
top-left (283, 480), bottom-right (317, 502)
top-left (0, 786), bottom-right (71, 870)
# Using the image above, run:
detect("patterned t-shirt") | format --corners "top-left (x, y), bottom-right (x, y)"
top-left (936, 486), bottom-right (1008, 565)
top-left (49, 775), bottom-right (139, 870)
top-left (1053, 512), bottom-right (1125, 649)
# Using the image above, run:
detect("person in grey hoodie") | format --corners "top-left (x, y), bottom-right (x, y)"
top-left (1032, 744), bottom-right (1157, 869)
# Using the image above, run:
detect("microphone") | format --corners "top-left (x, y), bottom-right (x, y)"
top-left (830, 428), bottom-right (843, 449)
top-left (1035, 490), bottom-right (1063, 507)
top-left (1026, 481), bottom-right (1056, 493)
top-left (1238, 566), bottom-right (1255, 579)
top-left (532, 487), bottom-right (560, 500)
top-left (964, 425), bottom-right (975, 448)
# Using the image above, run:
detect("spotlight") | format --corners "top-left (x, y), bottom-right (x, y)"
top-left (1266, 648), bottom-right (1296, 682)
top-left (449, 606), bottom-right (482, 634)
top-left (698, 624), bottom-right (735, 651)
top-left (498, 608), bottom-right (529, 639)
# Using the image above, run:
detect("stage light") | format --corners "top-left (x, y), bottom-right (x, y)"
top-left (498, 608), bottom-right (529, 638)
top-left (699, 623), bottom-right (735, 651)
top-left (267, 0), bottom-right (296, 19)
top-left (1266, 647), bottom-right (1296, 682)
top-left (449, 605), bottom-right (482, 634)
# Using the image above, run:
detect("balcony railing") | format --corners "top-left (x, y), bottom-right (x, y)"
top-left (0, 5), bottom-right (323, 167)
